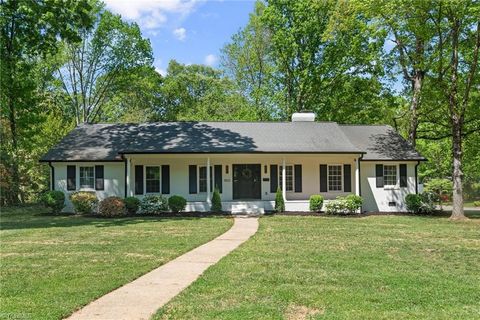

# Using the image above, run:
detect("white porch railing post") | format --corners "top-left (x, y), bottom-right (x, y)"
top-left (282, 157), bottom-right (286, 201)
top-left (355, 157), bottom-right (360, 196)
top-left (206, 157), bottom-right (211, 206)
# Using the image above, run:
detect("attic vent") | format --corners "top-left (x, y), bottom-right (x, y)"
top-left (292, 112), bottom-right (315, 122)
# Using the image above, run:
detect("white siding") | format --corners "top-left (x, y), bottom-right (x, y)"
top-left (360, 161), bottom-right (417, 212)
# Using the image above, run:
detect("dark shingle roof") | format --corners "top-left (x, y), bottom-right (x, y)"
top-left (340, 125), bottom-right (425, 161)
top-left (40, 121), bottom-right (424, 161)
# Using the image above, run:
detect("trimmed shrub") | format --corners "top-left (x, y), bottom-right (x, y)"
top-left (40, 190), bottom-right (65, 213)
top-left (98, 197), bottom-right (126, 217)
top-left (325, 195), bottom-right (363, 215)
top-left (211, 188), bottom-right (222, 212)
top-left (309, 195), bottom-right (324, 212)
top-left (140, 194), bottom-right (168, 214)
top-left (168, 195), bottom-right (187, 213)
top-left (70, 191), bottom-right (98, 215)
top-left (474, 200), bottom-right (480, 207)
top-left (274, 187), bottom-right (285, 213)
top-left (124, 197), bottom-right (140, 214)
top-left (405, 192), bottom-right (436, 214)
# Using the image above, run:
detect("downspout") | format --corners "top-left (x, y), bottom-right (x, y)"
top-left (358, 154), bottom-right (363, 213)
top-left (415, 161), bottom-right (420, 194)
top-left (48, 162), bottom-right (55, 191)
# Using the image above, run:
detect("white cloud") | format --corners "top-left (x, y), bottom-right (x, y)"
top-left (173, 27), bottom-right (187, 41)
top-left (155, 67), bottom-right (167, 76)
top-left (204, 54), bottom-right (217, 66)
top-left (104, 0), bottom-right (201, 30)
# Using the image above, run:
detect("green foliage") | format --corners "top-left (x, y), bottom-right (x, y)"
top-left (139, 195), bottom-right (168, 215)
top-left (153, 60), bottom-right (258, 121)
top-left (211, 189), bottom-right (222, 213)
top-left (124, 196), bottom-right (140, 214)
top-left (168, 195), bottom-right (187, 213)
top-left (309, 195), bottom-right (324, 212)
top-left (69, 191), bottom-right (98, 215)
top-left (474, 201), bottom-right (480, 207)
top-left (325, 195), bottom-right (363, 215)
top-left (424, 178), bottom-right (453, 203)
top-left (98, 197), bottom-right (126, 217)
top-left (274, 187), bottom-right (285, 213)
top-left (40, 191), bottom-right (65, 213)
top-left (405, 193), bottom-right (436, 214)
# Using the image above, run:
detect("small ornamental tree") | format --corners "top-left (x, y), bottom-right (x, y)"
top-left (211, 188), bottom-right (222, 212)
top-left (275, 187), bottom-right (285, 213)
top-left (424, 178), bottom-right (453, 208)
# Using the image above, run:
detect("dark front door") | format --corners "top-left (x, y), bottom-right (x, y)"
top-left (233, 164), bottom-right (261, 200)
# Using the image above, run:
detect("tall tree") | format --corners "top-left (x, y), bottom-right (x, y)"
top-left (221, 1), bottom-right (277, 120)
top-left (154, 60), bottom-right (258, 121)
top-left (261, 0), bottom-right (388, 121)
top-left (0, 0), bottom-right (93, 204)
top-left (55, 9), bottom-right (154, 124)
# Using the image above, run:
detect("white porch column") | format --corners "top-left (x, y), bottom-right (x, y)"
top-left (355, 157), bottom-right (360, 196)
top-left (282, 157), bottom-right (286, 201)
top-left (126, 157), bottom-right (131, 197)
top-left (206, 157), bottom-right (211, 205)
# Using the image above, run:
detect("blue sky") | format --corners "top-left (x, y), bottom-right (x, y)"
top-left (104, 0), bottom-right (256, 75)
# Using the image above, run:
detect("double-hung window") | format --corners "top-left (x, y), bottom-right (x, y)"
top-left (79, 166), bottom-right (94, 189)
top-left (279, 165), bottom-right (294, 192)
top-left (328, 165), bottom-right (342, 191)
top-left (384, 165), bottom-right (397, 186)
top-left (145, 166), bottom-right (160, 193)
top-left (199, 166), bottom-right (213, 192)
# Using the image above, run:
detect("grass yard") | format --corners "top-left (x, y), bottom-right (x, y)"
top-left (0, 206), bottom-right (233, 320)
top-left (156, 214), bottom-right (480, 320)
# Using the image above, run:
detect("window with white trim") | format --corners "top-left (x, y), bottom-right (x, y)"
top-left (384, 165), bottom-right (397, 186)
top-left (279, 165), bottom-right (294, 192)
top-left (199, 166), bottom-right (213, 193)
top-left (145, 166), bottom-right (160, 193)
top-left (328, 165), bottom-right (342, 191)
top-left (79, 166), bottom-right (94, 189)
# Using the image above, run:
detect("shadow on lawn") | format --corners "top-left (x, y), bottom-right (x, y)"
top-left (0, 207), bottom-right (212, 231)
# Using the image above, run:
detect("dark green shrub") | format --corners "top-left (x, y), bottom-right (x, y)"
top-left (405, 193), bottom-right (435, 214)
top-left (309, 195), bottom-right (324, 212)
top-left (211, 188), bottom-right (222, 212)
top-left (168, 195), bottom-right (187, 213)
top-left (70, 191), bottom-right (98, 215)
top-left (40, 190), bottom-right (65, 213)
top-left (98, 197), bottom-right (126, 217)
top-left (274, 187), bottom-right (285, 212)
top-left (140, 195), bottom-right (168, 214)
top-left (124, 197), bottom-right (140, 214)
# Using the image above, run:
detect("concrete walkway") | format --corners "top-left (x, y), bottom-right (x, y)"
top-left (67, 217), bottom-right (258, 320)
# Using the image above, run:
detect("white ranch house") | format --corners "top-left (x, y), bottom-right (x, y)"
top-left (40, 113), bottom-right (425, 213)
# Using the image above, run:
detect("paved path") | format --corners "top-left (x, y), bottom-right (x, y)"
top-left (66, 217), bottom-right (258, 320)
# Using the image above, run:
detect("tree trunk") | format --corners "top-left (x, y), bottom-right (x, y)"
top-left (408, 72), bottom-right (423, 147)
top-left (450, 116), bottom-right (465, 220)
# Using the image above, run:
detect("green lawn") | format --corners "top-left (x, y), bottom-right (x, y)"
top-left (0, 206), bottom-right (233, 320)
top-left (156, 214), bottom-right (480, 320)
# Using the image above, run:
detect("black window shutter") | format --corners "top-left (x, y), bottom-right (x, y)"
top-left (135, 165), bottom-right (144, 195)
top-left (376, 164), bottom-right (384, 188)
top-left (161, 165), bottom-right (170, 194)
top-left (320, 164), bottom-right (327, 192)
top-left (343, 164), bottom-right (351, 192)
top-left (95, 165), bottom-right (104, 190)
top-left (67, 165), bottom-right (76, 191)
top-left (294, 164), bottom-right (302, 192)
top-left (214, 165), bottom-right (222, 193)
top-left (400, 164), bottom-right (407, 187)
top-left (189, 165), bottom-right (197, 194)
top-left (270, 165), bottom-right (278, 192)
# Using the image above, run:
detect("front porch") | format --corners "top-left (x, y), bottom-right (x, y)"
top-left (124, 153), bottom-right (362, 212)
